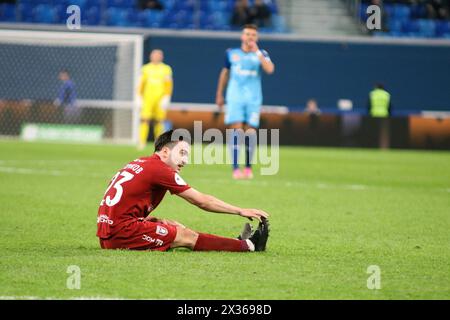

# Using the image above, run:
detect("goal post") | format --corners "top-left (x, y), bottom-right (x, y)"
top-left (0, 30), bottom-right (143, 144)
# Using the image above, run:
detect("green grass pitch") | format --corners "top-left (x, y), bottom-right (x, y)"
top-left (0, 140), bottom-right (449, 299)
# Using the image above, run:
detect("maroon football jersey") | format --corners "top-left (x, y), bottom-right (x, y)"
top-left (97, 154), bottom-right (190, 239)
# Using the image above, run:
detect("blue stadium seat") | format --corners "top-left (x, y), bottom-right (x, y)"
top-left (386, 31), bottom-right (403, 37)
top-left (209, 0), bottom-right (228, 13)
top-left (383, 4), bottom-right (394, 18)
top-left (26, 0), bottom-right (53, 4)
top-left (208, 11), bottom-right (228, 28)
top-left (105, 7), bottom-right (129, 26)
top-left (86, 0), bottom-right (103, 7)
top-left (393, 5), bottom-right (411, 21)
top-left (387, 19), bottom-right (403, 33)
top-left (139, 9), bottom-right (164, 28)
top-left (436, 21), bottom-right (450, 37)
top-left (359, 4), bottom-right (368, 21)
top-left (18, 3), bottom-right (34, 22)
top-left (5, 0), bottom-right (287, 34)
top-left (107, 0), bottom-right (134, 9)
top-left (175, 0), bottom-right (195, 13)
top-left (160, 0), bottom-right (176, 10)
top-left (33, 4), bottom-right (58, 24)
top-left (224, 0), bottom-right (235, 12)
top-left (372, 31), bottom-right (389, 38)
top-left (54, 4), bottom-right (68, 24)
top-left (197, 10), bottom-right (208, 27)
top-left (84, 6), bottom-right (102, 25)
top-left (417, 19), bottom-right (436, 37)
top-left (127, 9), bottom-right (141, 27)
top-left (68, 0), bottom-right (88, 11)
top-left (403, 20), bottom-right (419, 33)
top-left (199, 0), bottom-right (210, 13)
top-left (410, 3), bottom-right (427, 19)
top-left (175, 10), bottom-right (194, 28)
top-left (0, 3), bottom-right (17, 22)
top-left (268, 1), bottom-right (278, 14)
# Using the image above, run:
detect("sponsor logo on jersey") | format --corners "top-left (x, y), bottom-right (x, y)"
top-left (97, 214), bottom-right (114, 225)
top-left (233, 65), bottom-right (258, 77)
top-left (142, 234), bottom-right (164, 246)
top-left (174, 173), bottom-right (187, 186)
top-left (156, 225), bottom-right (169, 236)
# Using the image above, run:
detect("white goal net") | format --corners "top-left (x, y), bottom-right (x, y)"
top-left (0, 30), bottom-right (143, 144)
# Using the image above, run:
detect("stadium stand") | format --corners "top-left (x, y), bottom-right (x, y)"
top-left (0, 0), bottom-right (288, 33)
top-left (359, 0), bottom-right (450, 38)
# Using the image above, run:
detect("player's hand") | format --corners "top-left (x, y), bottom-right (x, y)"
top-left (216, 95), bottom-right (225, 108)
top-left (239, 208), bottom-right (269, 222)
top-left (247, 41), bottom-right (259, 52)
top-left (161, 95), bottom-right (171, 110)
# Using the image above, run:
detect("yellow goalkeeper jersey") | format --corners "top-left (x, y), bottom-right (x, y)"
top-left (140, 62), bottom-right (173, 100)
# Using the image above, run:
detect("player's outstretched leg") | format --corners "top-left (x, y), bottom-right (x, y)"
top-left (171, 226), bottom-right (258, 252)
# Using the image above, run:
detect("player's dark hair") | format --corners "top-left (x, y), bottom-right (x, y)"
top-left (243, 24), bottom-right (258, 31)
top-left (154, 129), bottom-right (189, 152)
top-left (375, 83), bottom-right (385, 90)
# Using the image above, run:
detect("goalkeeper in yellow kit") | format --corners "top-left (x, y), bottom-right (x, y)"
top-left (138, 49), bottom-right (173, 150)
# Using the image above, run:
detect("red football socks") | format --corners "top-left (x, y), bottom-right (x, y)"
top-left (193, 233), bottom-right (249, 252)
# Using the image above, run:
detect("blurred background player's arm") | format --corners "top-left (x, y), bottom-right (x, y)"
top-left (248, 41), bottom-right (274, 74)
top-left (137, 69), bottom-right (147, 98)
top-left (161, 67), bottom-right (173, 110)
top-left (215, 67), bottom-right (229, 112)
top-left (257, 50), bottom-right (275, 74)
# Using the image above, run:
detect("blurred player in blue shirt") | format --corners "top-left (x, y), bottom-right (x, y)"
top-left (215, 24), bottom-right (275, 179)
top-left (54, 70), bottom-right (78, 123)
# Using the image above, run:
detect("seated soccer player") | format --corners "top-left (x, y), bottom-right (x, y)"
top-left (97, 130), bottom-right (270, 252)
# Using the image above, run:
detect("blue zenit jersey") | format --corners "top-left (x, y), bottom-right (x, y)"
top-left (224, 48), bottom-right (271, 105)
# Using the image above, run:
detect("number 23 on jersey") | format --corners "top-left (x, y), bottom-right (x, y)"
top-left (100, 171), bottom-right (134, 207)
